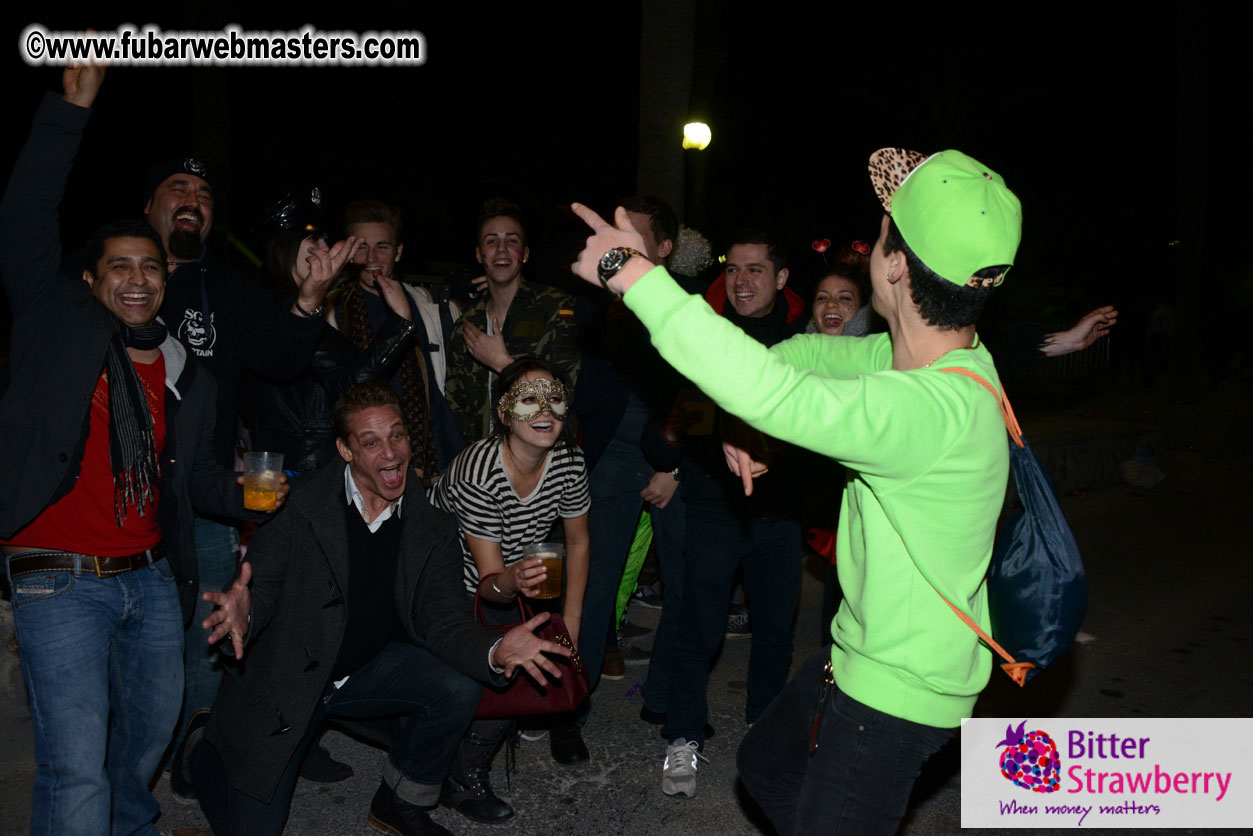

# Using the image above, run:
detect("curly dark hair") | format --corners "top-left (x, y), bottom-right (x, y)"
top-left (882, 218), bottom-right (1004, 331)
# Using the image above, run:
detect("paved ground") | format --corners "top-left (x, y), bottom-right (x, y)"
top-left (2, 382), bottom-right (1251, 835)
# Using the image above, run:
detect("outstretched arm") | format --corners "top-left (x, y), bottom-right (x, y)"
top-left (569, 203), bottom-right (952, 487)
top-left (1039, 306), bottom-right (1118, 357)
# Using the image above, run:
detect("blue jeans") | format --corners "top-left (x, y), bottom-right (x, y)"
top-left (170, 517), bottom-right (238, 757)
top-left (583, 436), bottom-right (686, 693)
top-left (191, 641), bottom-right (480, 836)
top-left (737, 650), bottom-right (954, 835)
top-left (662, 513), bottom-right (800, 743)
top-left (7, 553), bottom-right (184, 836)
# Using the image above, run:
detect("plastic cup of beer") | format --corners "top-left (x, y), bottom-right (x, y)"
top-left (523, 542), bottom-right (564, 599)
top-left (242, 451), bottom-right (284, 512)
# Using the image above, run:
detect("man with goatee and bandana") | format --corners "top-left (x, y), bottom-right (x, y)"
top-left (144, 126), bottom-right (338, 799)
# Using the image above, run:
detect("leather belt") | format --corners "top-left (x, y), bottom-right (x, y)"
top-left (6, 544), bottom-right (166, 579)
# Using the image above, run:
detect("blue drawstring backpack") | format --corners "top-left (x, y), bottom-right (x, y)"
top-left (937, 368), bottom-right (1088, 686)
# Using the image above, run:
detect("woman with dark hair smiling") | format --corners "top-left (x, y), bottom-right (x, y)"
top-left (809, 261), bottom-right (871, 336)
top-left (429, 356), bottom-right (590, 823)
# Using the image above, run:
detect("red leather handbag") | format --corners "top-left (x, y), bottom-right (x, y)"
top-left (473, 577), bottom-right (590, 719)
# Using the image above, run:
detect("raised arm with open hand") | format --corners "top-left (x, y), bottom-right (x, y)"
top-left (293, 236), bottom-right (358, 316)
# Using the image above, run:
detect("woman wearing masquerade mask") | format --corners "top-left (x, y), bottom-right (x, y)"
top-left (428, 357), bottom-right (590, 823)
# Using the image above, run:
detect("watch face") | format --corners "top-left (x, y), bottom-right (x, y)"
top-left (600, 249), bottom-right (626, 273)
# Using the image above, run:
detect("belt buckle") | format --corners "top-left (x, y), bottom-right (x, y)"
top-left (92, 555), bottom-right (104, 578)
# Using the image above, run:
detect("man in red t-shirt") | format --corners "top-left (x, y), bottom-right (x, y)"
top-left (0, 67), bottom-right (290, 836)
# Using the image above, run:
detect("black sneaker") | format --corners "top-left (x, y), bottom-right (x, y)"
top-left (619, 637), bottom-right (652, 667)
top-left (724, 605), bottom-right (752, 638)
top-left (368, 782), bottom-right (452, 836)
top-left (619, 620), bottom-right (653, 641)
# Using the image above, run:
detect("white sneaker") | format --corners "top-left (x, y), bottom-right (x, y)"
top-left (662, 738), bottom-right (706, 798)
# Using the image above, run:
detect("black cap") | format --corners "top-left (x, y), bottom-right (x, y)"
top-left (145, 157), bottom-right (215, 200)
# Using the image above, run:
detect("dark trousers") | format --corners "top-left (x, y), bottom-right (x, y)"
top-left (661, 513), bottom-right (800, 744)
top-left (737, 650), bottom-right (954, 836)
top-left (190, 642), bottom-right (481, 836)
top-left (582, 436), bottom-right (686, 693)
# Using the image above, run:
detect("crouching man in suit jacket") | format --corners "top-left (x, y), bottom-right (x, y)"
top-left (185, 382), bottom-right (570, 836)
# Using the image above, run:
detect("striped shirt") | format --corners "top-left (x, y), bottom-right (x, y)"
top-left (428, 436), bottom-right (591, 593)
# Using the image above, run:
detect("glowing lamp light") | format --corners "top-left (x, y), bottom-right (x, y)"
top-left (682, 122), bottom-right (712, 150)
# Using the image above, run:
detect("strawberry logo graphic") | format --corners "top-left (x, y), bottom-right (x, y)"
top-left (996, 720), bottom-right (1061, 793)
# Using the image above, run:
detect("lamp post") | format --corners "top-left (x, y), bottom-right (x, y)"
top-left (682, 121), bottom-right (711, 230)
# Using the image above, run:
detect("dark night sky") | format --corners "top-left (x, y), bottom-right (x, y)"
top-left (2, 2), bottom-right (1248, 334)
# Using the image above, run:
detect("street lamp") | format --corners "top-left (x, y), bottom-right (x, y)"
top-left (682, 122), bottom-right (712, 150)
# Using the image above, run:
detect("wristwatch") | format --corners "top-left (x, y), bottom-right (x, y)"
top-left (597, 247), bottom-right (645, 294)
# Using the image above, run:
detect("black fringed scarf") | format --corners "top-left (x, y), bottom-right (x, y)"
top-left (103, 317), bottom-right (167, 525)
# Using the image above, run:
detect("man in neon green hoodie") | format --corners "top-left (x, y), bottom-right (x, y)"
top-left (569, 147), bottom-right (1021, 832)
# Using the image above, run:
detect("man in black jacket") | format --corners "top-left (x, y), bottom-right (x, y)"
top-left (0, 67), bottom-right (264, 836)
top-left (187, 382), bottom-right (570, 836)
top-left (142, 86), bottom-right (338, 782)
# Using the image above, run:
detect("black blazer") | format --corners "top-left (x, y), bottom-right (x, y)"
top-left (205, 460), bottom-right (505, 803)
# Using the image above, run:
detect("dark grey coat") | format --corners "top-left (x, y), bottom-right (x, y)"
top-left (205, 460), bottom-right (504, 803)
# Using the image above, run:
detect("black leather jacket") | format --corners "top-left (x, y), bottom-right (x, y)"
top-left (241, 311), bottom-right (417, 473)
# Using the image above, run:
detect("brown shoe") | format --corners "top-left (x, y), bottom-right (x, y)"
top-left (601, 648), bottom-right (625, 681)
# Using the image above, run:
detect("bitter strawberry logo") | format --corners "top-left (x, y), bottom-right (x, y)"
top-left (996, 720), bottom-right (1061, 793)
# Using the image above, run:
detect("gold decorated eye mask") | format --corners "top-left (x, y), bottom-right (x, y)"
top-left (498, 376), bottom-right (569, 423)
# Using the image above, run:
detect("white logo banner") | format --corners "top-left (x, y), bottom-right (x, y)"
top-left (961, 717), bottom-right (1251, 828)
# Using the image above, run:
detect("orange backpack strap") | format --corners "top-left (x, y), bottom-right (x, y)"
top-left (939, 367), bottom-right (1024, 448)
top-left (936, 591), bottom-right (1035, 687)
top-left (935, 366), bottom-right (1034, 686)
